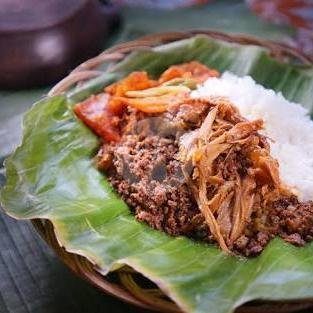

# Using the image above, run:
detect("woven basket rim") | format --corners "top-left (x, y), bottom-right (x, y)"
top-left (48, 30), bottom-right (312, 97)
top-left (36, 30), bottom-right (313, 313)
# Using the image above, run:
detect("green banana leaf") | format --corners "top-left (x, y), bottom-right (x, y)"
top-left (1, 36), bottom-right (313, 313)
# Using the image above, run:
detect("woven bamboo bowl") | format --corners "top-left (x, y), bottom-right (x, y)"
top-left (34, 30), bottom-right (313, 313)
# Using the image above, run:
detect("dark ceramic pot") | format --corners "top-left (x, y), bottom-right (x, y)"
top-left (0, 0), bottom-right (120, 89)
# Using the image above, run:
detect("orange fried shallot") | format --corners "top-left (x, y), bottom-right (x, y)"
top-left (159, 61), bottom-right (220, 84)
top-left (75, 62), bottom-right (220, 140)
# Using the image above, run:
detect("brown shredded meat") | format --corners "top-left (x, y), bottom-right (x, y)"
top-left (177, 97), bottom-right (295, 253)
top-left (75, 62), bottom-right (313, 256)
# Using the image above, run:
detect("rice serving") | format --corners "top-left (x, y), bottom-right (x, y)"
top-left (192, 73), bottom-right (313, 202)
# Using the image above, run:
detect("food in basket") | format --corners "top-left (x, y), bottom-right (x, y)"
top-left (2, 34), bottom-right (313, 313)
top-left (75, 61), bottom-right (313, 256)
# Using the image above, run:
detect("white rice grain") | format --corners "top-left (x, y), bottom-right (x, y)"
top-left (191, 72), bottom-right (313, 201)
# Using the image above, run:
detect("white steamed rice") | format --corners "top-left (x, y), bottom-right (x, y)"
top-left (191, 72), bottom-right (313, 201)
